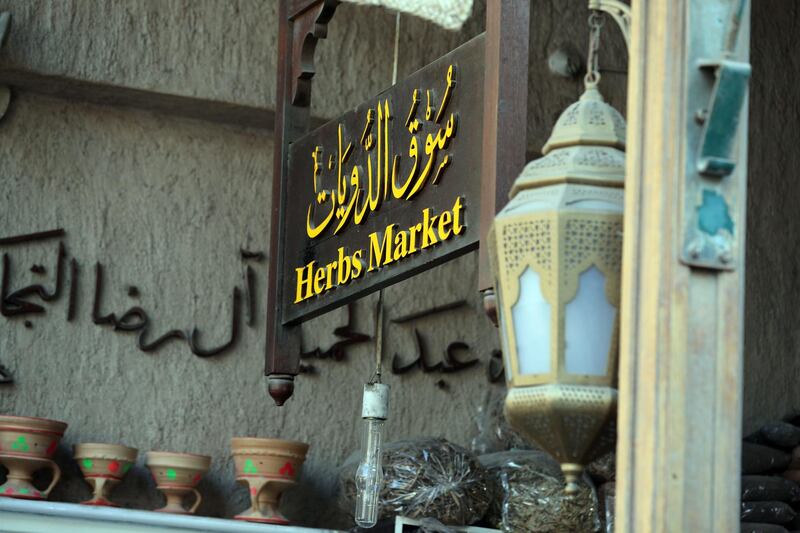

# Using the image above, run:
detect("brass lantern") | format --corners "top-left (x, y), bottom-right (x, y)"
top-left (489, 80), bottom-right (625, 494)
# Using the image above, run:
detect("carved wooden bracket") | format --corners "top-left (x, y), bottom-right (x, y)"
top-left (266, 0), bottom-right (340, 405)
top-left (289, 0), bottom-right (340, 107)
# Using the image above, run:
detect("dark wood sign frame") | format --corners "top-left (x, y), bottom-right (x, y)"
top-left (266, 0), bottom-right (529, 405)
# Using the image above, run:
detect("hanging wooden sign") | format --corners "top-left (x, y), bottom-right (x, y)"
top-left (266, 0), bottom-right (528, 404)
top-left (280, 35), bottom-right (485, 324)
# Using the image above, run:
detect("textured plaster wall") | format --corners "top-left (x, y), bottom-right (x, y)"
top-left (0, 91), bottom-right (503, 527)
top-left (742, 1), bottom-right (800, 434)
top-left (313, 0), bottom-right (630, 155)
top-left (0, 0), bottom-right (628, 153)
top-left (0, 0), bottom-right (279, 109)
top-left (0, 0), bottom-right (630, 527)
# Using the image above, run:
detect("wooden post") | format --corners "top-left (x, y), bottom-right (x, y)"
top-left (615, 1), bottom-right (749, 531)
top-left (266, 0), bottom-right (338, 405)
top-left (478, 0), bottom-right (529, 293)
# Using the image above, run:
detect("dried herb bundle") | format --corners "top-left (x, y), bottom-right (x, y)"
top-left (481, 450), bottom-right (601, 533)
top-left (339, 437), bottom-right (490, 525)
top-left (586, 450), bottom-right (616, 484)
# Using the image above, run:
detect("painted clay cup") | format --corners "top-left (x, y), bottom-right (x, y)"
top-left (146, 451), bottom-right (210, 514)
top-left (231, 437), bottom-right (309, 524)
top-left (0, 415), bottom-right (67, 499)
top-left (74, 443), bottom-right (137, 506)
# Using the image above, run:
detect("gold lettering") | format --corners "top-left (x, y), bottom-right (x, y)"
top-left (335, 166), bottom-right (361, 233)
top-left (405, 89), bottom-right (420, 131)
top-left (306, 144), bottom-right (336, 239)
top-left (354, 164), bottom-right (370, 225)
top-left (452, 196), bottom-right (465, 235)
top-left (325, 261), bottom-right (336, 290)
top-left (405, 115), bottom-right (456, 200)
top-left (337, 247), bottom-right (352, 285)
top-left (432, 154), bottom-right (451, 185)
top-left (337, 124), bottom-right (353, 205)
top-left (306, 191), bottom-right (335, 239)
top-left (438, 210), bottom-right (453, 240)
top-left (393, 136), bottom-right (418, 199)
top-left (368, 225), bottom-right (395, 271)
top-left (301, 64), bottom-right (461, 260)
top-left (313, 267), bottom-right (326, 295)
top-left (393, 230), bottom-right (409, 260)
top-left (420, 208), bottom-right (439, 248)
top-left (295, 262), bottom-right (315, 303)
top-left (435, 65), bottom-right (456, 123)
top-left (352, 250), bottom-right (364, 279)
top-left (295, 197), bottom-right (468, 305)
top-left (312, 146), bottom-right (322, 187)
top-left (425, 89), bottom-right (433, 121)
top-left (383, 100), bottom-right (391, 201)
top-left (377, 102), bottom-right (382, 206)
top-left (409, 223), bottom-right (422, 253)
top-left (360, 109), bottom-right (375, 150)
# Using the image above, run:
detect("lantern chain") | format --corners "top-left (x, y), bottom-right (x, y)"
top-left (371, 289), bottom-right (383, 384)
top-left (585, 10), bottom-right (605, 87)
top-left (370, 12), bottom-right (400, 386)
top-left (392, 11), bottom-right (401, 85)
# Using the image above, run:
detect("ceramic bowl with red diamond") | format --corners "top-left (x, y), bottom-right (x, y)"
top-left (73, 442), bottom-right (138, 506)
top-left (230, 437), bottom-right (309, 524)
top-left (146, 451), bottom-right (211, 514)
top-left (0, 414), bottom-right (67, 500)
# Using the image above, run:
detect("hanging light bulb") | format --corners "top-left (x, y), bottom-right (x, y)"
top-left (356, 14), bottom-right (398, 525)
top-left (355, 293), bottom-right (389, 528)
top-left (355, 382), bottom-right (389, 528)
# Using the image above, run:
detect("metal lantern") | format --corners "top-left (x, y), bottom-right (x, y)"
top-left (489, 80), bottom-right (625, 494)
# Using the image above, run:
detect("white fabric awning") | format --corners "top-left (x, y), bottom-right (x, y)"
top-left (341, 0), bottom-right (474, 31)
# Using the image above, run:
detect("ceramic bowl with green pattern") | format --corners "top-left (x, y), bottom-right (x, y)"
top-left (146, 451), bottom-right (210, 514)
top-left (74, 442), bottom-right (137, 506)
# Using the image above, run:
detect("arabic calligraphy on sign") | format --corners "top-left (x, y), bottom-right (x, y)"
top-left (282, 33), bottom-right (485, 323)
top-left (305, 65), bottom-right (458, 240)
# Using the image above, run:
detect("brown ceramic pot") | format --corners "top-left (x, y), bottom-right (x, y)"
top-left (0, 415), bottom-right (67, 500)
top-left (74, 443), bottom-right (138, 506)
top-left (146, 451), bottom-right (211, 514)
top-left (230, 437), bottom-right (309, 525)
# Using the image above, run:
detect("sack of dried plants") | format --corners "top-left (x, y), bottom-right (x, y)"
top-left (480, 449), bottom-right (601, 533)
top-left (338, 437), bottom-right (491, 525)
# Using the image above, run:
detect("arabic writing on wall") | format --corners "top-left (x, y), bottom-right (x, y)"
top-left (0, 230), bottom-right (500, 386)
top-left (0, 229), bottom-right (259, 384)
top-left (300, 297), bottom-right (505, 386)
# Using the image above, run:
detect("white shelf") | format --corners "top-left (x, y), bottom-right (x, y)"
top-left (0, 499), bottom-right (345, 533)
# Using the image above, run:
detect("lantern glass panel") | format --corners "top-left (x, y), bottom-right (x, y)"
top-left (511, 267), bottom-right (551, 375)
top-left (565, 266), bottom-right (615, 375)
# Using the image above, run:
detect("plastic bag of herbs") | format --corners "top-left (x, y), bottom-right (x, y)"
top-left (480, 449), bottom-right (601, 533)
top-left (337, 437), bottom-right (491, 525)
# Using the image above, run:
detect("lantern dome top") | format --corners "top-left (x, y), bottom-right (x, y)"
top-left (510, 144), bottom-right (625, 197)
top-left (510, 83), bottom-right (627, 197)
top-left (542, 83), bottom-right (626, 155)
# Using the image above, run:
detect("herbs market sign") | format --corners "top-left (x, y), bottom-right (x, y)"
top-left (282, 36), bottom-right (484, 324)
